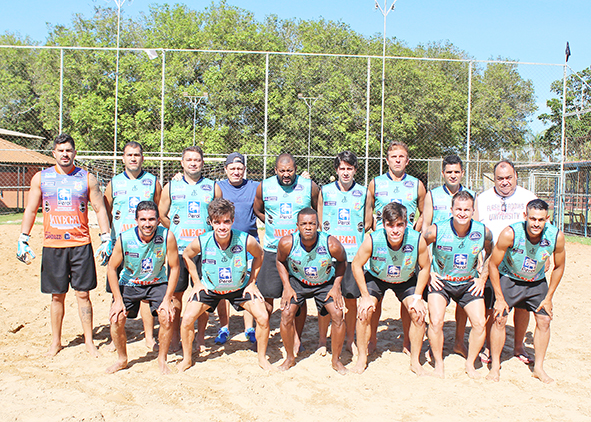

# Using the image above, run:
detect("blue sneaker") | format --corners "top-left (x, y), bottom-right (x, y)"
top-left (214, 327), bottom-right (230, 344)
top-left (245, 327), bottom-right (256, 344)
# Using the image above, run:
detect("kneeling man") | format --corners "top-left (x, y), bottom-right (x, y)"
top-left (106, 200), bottom-right (179, 374)
top-left (178, 198), bottom-right (272, 371)
top-left (277, 207), bottom-right (348, 374)
top-left (487, 199), bottom-right (565, 383)
top-left (351, 202), bottom-right (430, 375)
top-left (421, 191), bottom-right (493, 378)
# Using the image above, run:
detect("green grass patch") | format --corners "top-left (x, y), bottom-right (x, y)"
top-left (565, 235), bottom-right (591, 246)
top-left (0, 212), bottom-right (25, 224)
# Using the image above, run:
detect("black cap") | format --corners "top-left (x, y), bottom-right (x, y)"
top-left (225, 152), bottom-right (245, 166)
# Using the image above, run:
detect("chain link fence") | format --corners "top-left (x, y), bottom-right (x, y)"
top-left (1, 44), bottom-right (586, 235)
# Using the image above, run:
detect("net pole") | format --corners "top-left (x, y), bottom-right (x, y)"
top-left (159, 50), bottom-right (166, 183)
top-left (559, 61), bottom-right (567, 231)
top-left (365, 56), bottom-right (371, 187)
top-left (263, 53), bottom-right (269, 179)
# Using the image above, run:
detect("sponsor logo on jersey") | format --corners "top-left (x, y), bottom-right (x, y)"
top-left (113, 190), bottom-right (126, 197)
top-left (44, 200), bottom-right (50, 213)
top-left (522, 256), bottom-right (537, 273)
top-left (204, 247), bottom-right (216, 256)
top-left (320, 259), bottom-right (329, 267)
top-left (154, 235), bottom-right (164, 244)
top-left (142, 179), bottom-right (153, 186)
top-left (357, 222), bottom-right (364, 232)
top-left (472, 245), bottom-right (480, 255)
top-left (42, 181), bottom-right (55, 187)
top-left (234, 256), bottom-right (243, 268)
top-left (387, 265), bottom-right (401, 278)
top-left (453, 254), bottom-right (468, 269)
top-left (294, 184), bottom-right (304, 191)
top-left (74, 181), bottom-right (83, 191)
top-left (352, 190), bottom-right (363, 197)
top-left (64, 232), bottom-right (71, 240)
top-left (354, 202), bottom-right (361, 211)
top-left (338, 208), bottom-right (351, 225)
top-left (317, 246), bottom-right (328, 255)
top-left (172, 195), bottom-right (186, 200)
top-left (512, 248), bottom-right (524, 254)
top-left (44, 232), bottom-right (62, 240)
top-left (469, 231), bottom-right (482, 241)
top-left (279, 203), bottom-right (292, 219)
top-left (188, 201), bottom-right (201, 218)
top-left (155, 248), bottom-right (164, 259)
top-left (336, 235), bottom-right (357, 245)
top-left (324, 201), bottom-right (337, 206)
top-left (218, 267), bottom-right (232, 283)
top-left (180, 228), bottom-right (206, 239)
top-left (124, 251), bottom-right (140, 258)
top-left (172, 214), bottom-right (180, 225)
top-left (231, 245), bottom-right (243, 254)
top-left (57, 188), bottom-right (72, 207)
top-left (129, 196), bottom-right (140, 213)
top-left (45, 172), bottom-right (56, 179)
top-left (376, 247), bottom-right (387, 255)
top-left (403, 181), bottom-right (415, 188)
top-left (404, 256), bottom-right (412, 266)
top-left (79, 202), bottom-right (86, 213)
top-left (375, 191), bottom-right (388, 197)
top-left (540, 239), bottom-right (551, 247)
top-left (304, 266), bottom-right (318, 279)
top-left (141, 258), bottom-right (153, 274)
top-left (402, 245), bottom-right (414, 253)
top-left (49, 214), bottom-right (81, 228)
top-left (201, 184), bottom-right (213, 191)
top-left (323, 221), bottom-right (331, 231)
top-left (202, 258), bottom-right (216, 265)
top-left (132, 185), bottom-right (138, 192)
top-left (273, 228), bottom-right (295, 238)
top-left (437, 245), bottom-right (453, 252)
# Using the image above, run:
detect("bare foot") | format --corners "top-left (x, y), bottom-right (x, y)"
top-left (103, 341), bottom-right (116, 352)
top-left (433, 363), bottom-right (445, 379)
top-left (465, 365), bottom-right (481, 379)
top-left (317, 345), bottom-right (327, 357)
top-left (258, 359), bottom-right (276, 371)
top-left (145, 337), bottom-right (158, 351)
top-left (46, 342), bottom-right (63, 357)
top-left (85, 341), bottom-right (100, 358)
top-left (196, 337), bottom-right (206, 353)
top-left (332, 360), bottom-right (348, 375)
top-left (278, 357), bottom-right (296, 371)
top-left (486, 368), bottom-right (500, 382)
top-left (410, 363), bottom-right (429, 376)
top-left (532, 367), bottom-right (554, 384)
top-left (402, 342), bottom-right (411, 356)
top-left (159, 359), bottom-right (172, 375)
top-left (177, 359), bottom-right (193, 372)
top-left (350, 361), bottom-right (367, 374)
top-left (453, 342), bottom-right (468, 359)
top-left (105, 359), bottom-right (127, 374)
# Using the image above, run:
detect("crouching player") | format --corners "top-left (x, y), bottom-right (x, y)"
top-left (420, 191), bottom-right (493, 379)
top-left (178, 198), bottom-right (272, 371)
top-left (106, 200), bottom-right (179, 374)
top-left (351, 202), bottom-right (430, 375)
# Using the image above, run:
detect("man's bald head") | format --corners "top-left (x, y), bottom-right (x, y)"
top-left (275, 153), bottom-right (296, 168)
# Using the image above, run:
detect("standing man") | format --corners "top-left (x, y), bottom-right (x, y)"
top-left (103, 141), bottom-right (162, 350)
top-left (420, 191), bottom-right (493, 379)
top-left (106, 201), bottom-right (179, 375)
top-left (422, 155), bottom-right (475, 357)
top-left (217, 152), bottom-right (260, 343)
top-left (17, 133), bottom-right (111, 357)
top-left (177, 198), bottom-right (272, 371)
top-left (276, 208), bottom-right (348, 374)
top-left (367, 140), bottom-right (427, 354)
top-left (253, 153), bottom-right (319, 352)
top-left (486, 199), bottom-right (565, 383)
top-left (159, 146), bottom-right (222, 349)
top-left (317, 151), bottom-right (372, 354)
top-left (475, 160), bottom-right (538, 364)
top-left (351, 202), bottom-right (429, 375)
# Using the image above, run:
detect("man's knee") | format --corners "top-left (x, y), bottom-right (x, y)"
top-left (535, 314), bottom-right (551, 331)
top-left (281, 306), bottom-right (297, 325)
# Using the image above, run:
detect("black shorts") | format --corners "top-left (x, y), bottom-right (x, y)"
top-left (190, 288), bottom-right (252, 312)
top-left (484, 279), bottom-right (495, 310)
top-left (258, 251), bottom-right (282, 298)
top-left (500, 275), bottom-right (549, 316)
top-left (173, 254), bottom-right (202, 293)
top-left (288, 276), bottom-right (335, 316)
top-left (120, 283), bottom-right (168, 319)
top-left (428, 279), bottom-right (484, 308)
top-left (341, 262), bottom-right (361, 299)
top-left (365, 273), bottom-right (421, 303)
top-left (41, 244), bottom-right (97, 294)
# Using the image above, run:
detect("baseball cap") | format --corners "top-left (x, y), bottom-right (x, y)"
top-left (225, 152), bottom-right (245, 166)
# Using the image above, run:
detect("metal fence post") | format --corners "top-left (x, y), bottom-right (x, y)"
top-left (263, 53), bottom-right (269, 179)
top-left (466, 61), bottom-right (473, 188)
top-left (59, 48), bottom-right (64, 133)
top-left (160, 50), bottom-right (166, 183)
top-left (365, 56), bottom-right (371, 187)
top-left (558, 62), bottom-right (568, 231)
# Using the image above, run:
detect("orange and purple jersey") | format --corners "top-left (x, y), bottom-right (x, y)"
top-left (41, 166), bottom-right (91, 248)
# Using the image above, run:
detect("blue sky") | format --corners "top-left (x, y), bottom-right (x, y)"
top-left (3, 0), bottom-right (590, 132)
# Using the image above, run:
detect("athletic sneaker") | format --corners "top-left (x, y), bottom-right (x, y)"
top-left (214, 327), bottom-right (230, 344)
top-left (245, 327), bottom-right (256, 344)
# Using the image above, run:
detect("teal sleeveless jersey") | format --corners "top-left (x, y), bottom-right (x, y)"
top-left (168, 177), bottom-right (215, 253)
top-left (199, 229), bottom-right (249, 293)
top-left (432, 219), bottom-right (486, 285)
top-left (500, 222), bottom-right (558, 282)
top-left (368, 227), bottom-right (420, 283)
top-left (110, 171), bottom-right (157, 239)
top-left (321, 181), bottom-right (367, 262)
top-left (262, 175), bottom-right (312, 252)
top-left (119, 226), bottom-right (168, 286)
top-left (373, 173), bottom-right (420, 228)
top-left (430, 185), bottom-right (475, 224)
top-left (287, 231), bottom-right (335, 286)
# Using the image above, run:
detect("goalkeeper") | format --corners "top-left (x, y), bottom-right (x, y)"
top-left (17, 134), bottom-right (111, 358)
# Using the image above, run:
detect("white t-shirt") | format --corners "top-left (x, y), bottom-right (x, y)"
top-left (477, 185), bottom-right (537, 242)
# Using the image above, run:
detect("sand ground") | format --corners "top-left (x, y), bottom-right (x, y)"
top-left (1, 223), bottom-right (590, 421)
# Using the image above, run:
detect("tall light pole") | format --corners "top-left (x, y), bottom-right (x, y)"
top-left (298, 93), bottom-right (321, 173)
top-left (183, 92), bottom-right (208, 146)
top-left (374, 0), bottom-right (398, 174)
top-left (111, 0), bottom-right (125, 173)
